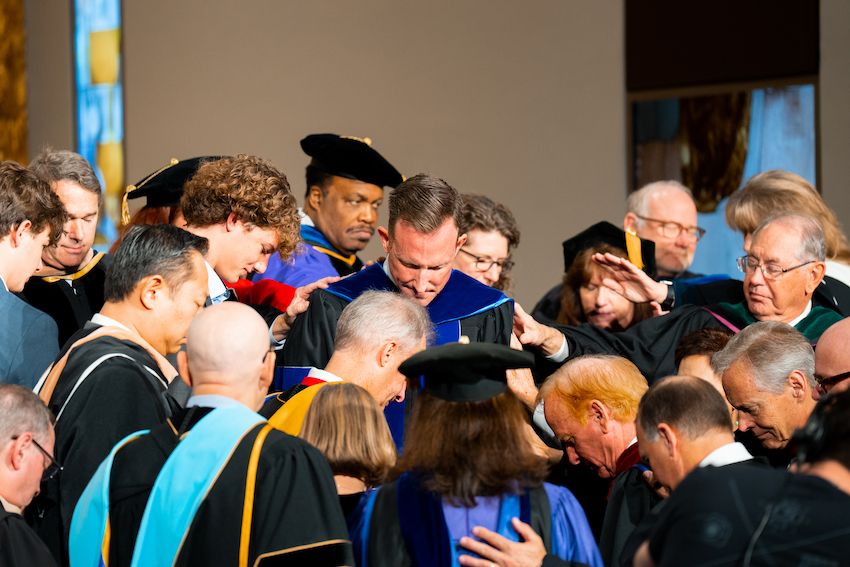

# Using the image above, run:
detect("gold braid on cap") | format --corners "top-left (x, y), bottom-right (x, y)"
top-left (341, 135), bottom-right (373, 146)
top-left (121, 158), bottom-right (180, 225)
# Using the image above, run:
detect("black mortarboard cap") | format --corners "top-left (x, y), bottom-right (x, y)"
top-left (562, 221), bottom-right (657, 278)
top-left (399, 342), bottom-right (535, 403)
top-left (121, 156), bottom-right (224, 224)
top-left (301, 133), bottom-right (403, 188)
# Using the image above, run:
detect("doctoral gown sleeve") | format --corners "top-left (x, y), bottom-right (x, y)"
top-left (544, 484), bottom-right (604, 567)
top-left (281, 289), bottom-right (346, 368)
top-left (552, 306), bottom-right (723, 382)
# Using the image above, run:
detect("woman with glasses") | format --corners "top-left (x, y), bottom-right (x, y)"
top-left (0, 385), bottom-right (59, 567)
top-left (452, 194), bottom-right (520, 292)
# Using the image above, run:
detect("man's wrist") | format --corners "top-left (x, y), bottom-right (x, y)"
top-left (656, 280), bottom-right (675, 310)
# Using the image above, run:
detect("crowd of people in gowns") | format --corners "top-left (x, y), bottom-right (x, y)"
top-left (2, 135), bottom-right (850, 567)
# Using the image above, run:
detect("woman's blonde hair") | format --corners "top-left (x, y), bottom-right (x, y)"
top-left (726, 170), bottom-right (850, 264)
top-left (300, 383), bottom-right (396, 487)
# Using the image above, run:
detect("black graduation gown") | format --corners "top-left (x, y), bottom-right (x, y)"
top-left (647, 465), bottom-right (850, 566)
top-left (549, 303), bottom-right (842, 383)
top-left (0, 507), bottom-right (57, 567)
top-left (28, 326), bottom-right (177, 566)
top-left (21, 253), bottom-right (110, 347)
top-left (106, 407), bottom-right (353, 566)
top-left (282, 265), bottom-right (513, 369)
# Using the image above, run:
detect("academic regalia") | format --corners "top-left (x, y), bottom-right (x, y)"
top-left (647, 465), bottom-right (850, 566)
top-left (352, 476), bottom-right (602, 567)
top-left (598, 443), bottom-right (661, 567)
top-left (29, 323), bottom-right (179, 566)
top-left (259, 369), bottom-right (341, 435)
top-left (0, 505), bottom-right (57, 567)
top-left (21, 252), bottom-right (110, 346)
top-left (550, 302), bottom-right (842, 383)
top-left (282, 264), bottom-right (513, 371)
top-left (70, 405), bottom-right (353, 567)
top-left (260, 228), bottom-right (362, 287)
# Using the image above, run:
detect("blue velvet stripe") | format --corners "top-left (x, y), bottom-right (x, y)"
top-left (396, 473), bottom-right (532, 567)
top-left (352, 489), bottom-right (379, 567)
top-left (69, 430), bottom-right (150, 567)
top-left (274, 366), bottom-right (311, 391)
top-left (130, 406), bottom-right (265, 567)
top-left (300, 224), bottom-right (339, 251)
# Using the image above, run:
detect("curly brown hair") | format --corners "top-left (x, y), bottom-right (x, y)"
top-left (181, 155), bottom-right (300, 260)
top-left (395, 390), bottom-right (549, 507)
top-left (557, 244), bottom-right (653, 328)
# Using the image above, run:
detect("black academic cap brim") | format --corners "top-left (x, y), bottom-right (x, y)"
top-left (126, 156), bottom-right (225, 208)
top-left (399, 342), bottom-right (535, 403)
top-left (301, 133), bottom-right (402, 188)
top-left (562, 221), bottom-right (657, 278)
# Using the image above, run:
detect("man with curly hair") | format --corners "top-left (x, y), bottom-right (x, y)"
top-left (181, 154), bottom-right (300, 295)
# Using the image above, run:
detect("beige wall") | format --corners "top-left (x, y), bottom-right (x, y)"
top-left (25, 1), bottom-right (850, 306)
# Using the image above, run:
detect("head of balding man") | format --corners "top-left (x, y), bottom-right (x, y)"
top-left (178, 302), bottom-right (274, 410)
top-left (814, 317), bottom-right (850, 400)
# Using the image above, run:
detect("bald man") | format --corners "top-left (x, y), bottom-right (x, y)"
top-left (813, 317), bottom-right (850, 399)
top-left (71, 303), bottom-right (352, 567)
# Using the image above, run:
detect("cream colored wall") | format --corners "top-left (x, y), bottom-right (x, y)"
top-left (24, 1), bottom-right (850, 306)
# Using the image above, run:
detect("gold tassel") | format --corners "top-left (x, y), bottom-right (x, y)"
top-left (625, 229), bottom-right (645, 270)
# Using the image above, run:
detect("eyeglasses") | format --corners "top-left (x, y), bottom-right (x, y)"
top-left (814, 370), bottom-right (850, 395)
top-left (458, 248), bottom-right (514, 272)
top-left (11, 435), bottom-right (63, 481)
top-left (635, 214), bottom-right (706, 241)
top-left (736, 255), bottom-right (815, 280)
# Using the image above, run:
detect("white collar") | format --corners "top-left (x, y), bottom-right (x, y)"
top-left (698, 441), bottom-right (753, 468)
top-left (91, 312), bottom-right (132, 332)
top-left (788, 301), bottom-right (813, 328)
top-left (307, 367), bottom-right (344, 383)
top-left (186, 394), bottom-right (245, 409)
top-left (204, 260), bottom-right (231, 305)
top-left (299, 208), bottom-right (314, 227)
top-left (0, 495), bottom-right (21, 515)
top-left (382, 259), bottom-right (398, 287)
top-left (0, 276), bottom-right (6, 292)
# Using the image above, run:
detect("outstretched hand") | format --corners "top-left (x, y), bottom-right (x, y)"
top-left (458, 517), bottom-right (547, 567)
top-left (592, 252), bottom-right (667, 304)
top-left (512, 303), bottom-right (564, 357)
top-left (278, 276), bottom-right (341, 336)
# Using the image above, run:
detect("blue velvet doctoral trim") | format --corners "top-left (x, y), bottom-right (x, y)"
top-left (327, 264), bottom-right (512, 325)
top-left (130, 406), bottom-right (265, 567)
top-left (396, 473), bottom-right (530, 567)
top-left (70, 430), bottom-right (150, 567)
top-left (301, 224), bottom-right (338, 251)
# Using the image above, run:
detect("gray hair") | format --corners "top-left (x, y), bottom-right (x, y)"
top-left (335, 291), bottom-right (433, 354)
top-left (0, 385), bottom-right (53, 442)
top-left (30, 148), bottom-right (102, 201)
top-left (627, 180), bottom-right (694, 217)
top-left (752, 213), bottom-right (826, 262)
top-left (711, 321), bottom-right (815, 394)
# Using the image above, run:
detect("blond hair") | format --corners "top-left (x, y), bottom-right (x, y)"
top-left (726, 170), bottom-right (850, 264)
top-left (539, 355), bottom-right (648, 424)
top-left (300, 383), bottom-right (396, 487)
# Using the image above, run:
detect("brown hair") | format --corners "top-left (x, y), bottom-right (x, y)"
top-left (395, 390), bottom-right (548, 506)
top-left (637, 376), bottom-right (733, 441)
top-left (0, 161), bottom-right (67, 245)
top-left (29, 148), bottom-right (102, 202)
top-left (539, 355), bottom-right (648, 425)
top-left (459, 193), bottom-right (521, 291)
top-left (674, 328), bottom-right (733, 368)
top-left (557, 245), bottom-right (653, 327)
top-left (300, 383), bottom-right (396, 487)
top-left (726, 170), bottom-right (850, 264)
top-left (388, 174), bottom-right (463, 236)
top-left (181, 155), bottom-right (300, 259)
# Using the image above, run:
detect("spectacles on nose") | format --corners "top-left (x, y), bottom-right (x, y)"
top-left (634, 214), bottom-right (706, 241)
top-left (11, 435), bottom-right (63, 481)
top-left (814, 370), bottom-right (850, 395)
top-left (458, 248), bottom-right (514, 272)
top-left (736, 255), bottom-right (814, 280)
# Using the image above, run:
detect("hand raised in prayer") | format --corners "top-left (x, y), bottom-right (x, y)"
top-left (512, 303), bottom-right (564, 357)
top-left (458, 517), bottom-right (547, 567)
top-left (592, 252), bottom-right (668, 305)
